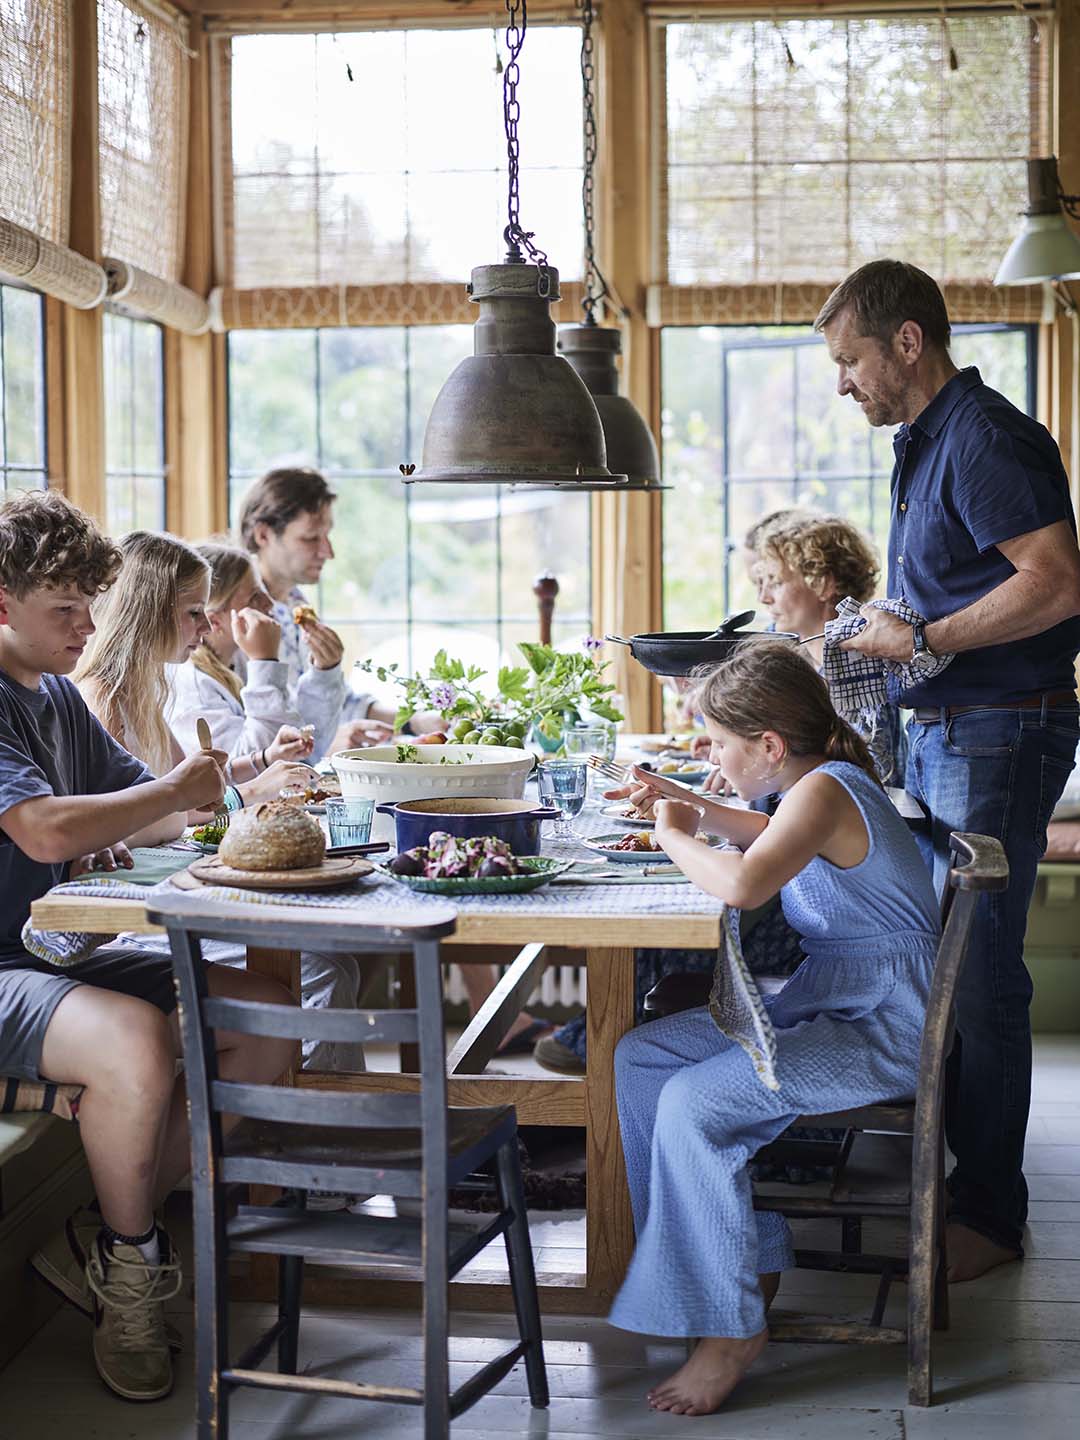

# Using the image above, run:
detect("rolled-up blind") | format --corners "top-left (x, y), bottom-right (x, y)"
top-left (104, 258), bottom-right (209, 334)
top-left (0, 217), bottom-right (107, 309)
top-left (98, 0), bottom-right (198, 327)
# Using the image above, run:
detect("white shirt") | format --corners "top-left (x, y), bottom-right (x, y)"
top-left (166, 658), bottom-right (298, 761)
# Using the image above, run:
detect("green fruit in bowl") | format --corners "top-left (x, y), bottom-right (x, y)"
top-left (503, 734), bottom-right (525, 748)
top-left (452, 718), bottom-right (474, 741)
top-left (505, 719), bottom-right (527, 739)
top-left (479, 729), bottom-right (504, 746)
top-left (462, 729), bottom-right (483, 744)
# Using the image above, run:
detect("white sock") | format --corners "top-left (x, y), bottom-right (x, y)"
top-left (136, 1228), bottom-right (161, 1267)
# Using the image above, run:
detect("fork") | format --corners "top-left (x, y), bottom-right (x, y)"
top-left (196, 716), bottom-right (231, 829)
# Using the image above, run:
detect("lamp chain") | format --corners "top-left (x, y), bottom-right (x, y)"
top-left (502, 0), bottom-right (550, 287)
top-left (580, 0), bottom-right (611, 325)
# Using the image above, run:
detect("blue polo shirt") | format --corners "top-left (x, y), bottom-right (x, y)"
top-left (887, 366), bottom-right (1080, 707)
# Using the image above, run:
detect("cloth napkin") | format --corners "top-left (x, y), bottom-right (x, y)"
top-left (708, 904), bottom-right (779, 1092)
top-left (821, 596), bottom-right (954, 714)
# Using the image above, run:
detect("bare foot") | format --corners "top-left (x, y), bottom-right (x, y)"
top-left (946, 1221), bottom-right (1020, 1282)
top-left (647, 1327), bottom-right (768, 1415)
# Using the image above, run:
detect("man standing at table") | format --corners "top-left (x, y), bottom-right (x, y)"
top-left (816, 259), bottom-right (1080, 1280)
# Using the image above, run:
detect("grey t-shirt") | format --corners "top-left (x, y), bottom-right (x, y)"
top-left (0, 670), bottom-right (151, 964)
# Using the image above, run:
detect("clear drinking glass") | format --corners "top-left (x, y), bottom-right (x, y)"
top-left (536, 758), bottom-right (589, 839)
top-left (324, 796), bottom-right (374, 847)
top-left (563, 723), bottom-right (613, 801)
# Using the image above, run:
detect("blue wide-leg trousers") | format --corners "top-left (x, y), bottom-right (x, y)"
top-left (610, 998), bottom-right (923, 1339)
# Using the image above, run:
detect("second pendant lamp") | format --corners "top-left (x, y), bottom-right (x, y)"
top-left (403, 0), bottom-right (625, 489)
top-left (556, 0), bottom-right (664, 491)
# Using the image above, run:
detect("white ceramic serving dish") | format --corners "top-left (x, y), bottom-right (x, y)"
top-left (332, 744), bottom-right (535, 843)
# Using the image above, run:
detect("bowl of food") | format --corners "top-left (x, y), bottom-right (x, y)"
top-left (380, 832), bottom-right (571, 895)
top-left (375, 796), bottom-right (559, 856)
top-left (333, 742), bottom-right (535, 842)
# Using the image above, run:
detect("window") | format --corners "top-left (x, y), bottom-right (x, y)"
top-left (102, 310), bottom-right (165, 534)
top-left (0, 284), bottom-right (47, 496)
top-left (227, 25), bottom-right (584, 288)
top-left (228, 326), bottom-right (592, 681)
top-left (658, 11), bottom-right (1049, 288)
top-left (661, 324), bottom-right (1034, 627)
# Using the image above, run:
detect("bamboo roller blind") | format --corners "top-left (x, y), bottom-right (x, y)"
top-left (0, 0), bottom-right (109, 308)
top-left (652, 6), bottom-right (1053, 324)
top-left (97, 0), bottom-right (209, 333)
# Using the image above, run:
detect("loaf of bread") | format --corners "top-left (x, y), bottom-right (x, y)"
top-left (218, 800), bottom-right (326, 872)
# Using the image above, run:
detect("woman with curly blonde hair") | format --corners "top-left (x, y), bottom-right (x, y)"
top-left (757, 514), bottom-right (902, 782)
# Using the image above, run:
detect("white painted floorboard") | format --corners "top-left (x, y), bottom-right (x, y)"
top-left (1, 1036), bottom-right (1079, 1439)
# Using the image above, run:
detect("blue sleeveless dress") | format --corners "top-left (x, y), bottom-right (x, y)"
top-left (609, 760), bottom-right (940, 1340)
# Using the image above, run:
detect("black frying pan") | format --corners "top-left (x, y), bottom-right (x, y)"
top-left (605, 610), bottom-right (799, 677)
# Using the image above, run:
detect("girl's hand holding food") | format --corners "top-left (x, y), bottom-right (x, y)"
top-left (654, 797), bottom-right (705, 840)
top-left (232, 606), bottom-right (281, 661)
top-left (239, 759), bottom-right (319, 805)
top-left (267, 723), bottom-right (315, 765)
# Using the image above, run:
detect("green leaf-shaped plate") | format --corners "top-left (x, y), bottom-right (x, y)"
top-left (377, 855), bottom-right (573, 896)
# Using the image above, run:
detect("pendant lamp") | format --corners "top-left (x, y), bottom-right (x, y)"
top-left (555, 0), bottom-right (666, 491)
top-left (403, 0), bottom-right (625, 488)
top-left (995, 158), bottom-right (1080, 286)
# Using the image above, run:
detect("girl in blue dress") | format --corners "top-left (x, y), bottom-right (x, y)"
top-left (611, 640), bottom-right (939, 1415)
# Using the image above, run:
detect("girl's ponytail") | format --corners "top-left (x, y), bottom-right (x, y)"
top-left (823, 716), bottom-right (880, 786)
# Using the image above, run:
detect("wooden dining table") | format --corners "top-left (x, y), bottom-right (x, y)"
top-left (28, 760), bottom-right (924, 1317)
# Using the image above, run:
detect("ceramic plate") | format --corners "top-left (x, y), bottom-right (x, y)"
top-left (581, 831), bottom-right (721, 864)
top-left (599, 803), bottom-right (656, 828)
top-left (377, 856), bottom-right (572, 896)
top-left (652, 766), bottom-right (710, 787)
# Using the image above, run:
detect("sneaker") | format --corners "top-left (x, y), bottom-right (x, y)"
top-left (87, 1230), bottom-right (183, 1402)
top-left (31, 1212), bottom-right (183, 1353)
top-left (533, 1034), bottom-right (586, 1075)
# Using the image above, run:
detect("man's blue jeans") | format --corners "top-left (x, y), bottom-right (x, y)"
top-left (905, 701), bottom-right (1079, 1253)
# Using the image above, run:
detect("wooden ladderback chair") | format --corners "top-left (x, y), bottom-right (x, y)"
top-left (148, 892), bottom-right (548, 1440)
top-left (752, 831), bottom-right (1009, 1406)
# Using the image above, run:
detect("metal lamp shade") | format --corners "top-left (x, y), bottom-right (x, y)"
top-left (406, 263), bottom-right (627, 487)
top-left (995, 157), bottom-right (1080, 286)
top-left (995, 213), bottom-right (1080, 285)
top-left (557, 325), bottom-right (666, 489)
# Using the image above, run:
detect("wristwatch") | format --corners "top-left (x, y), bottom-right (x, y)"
top-left (911, 620), bottom-right (933, 660)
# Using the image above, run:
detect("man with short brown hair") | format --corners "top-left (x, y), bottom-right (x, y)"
top-left (816, 258), bottom-right (1080, 1281)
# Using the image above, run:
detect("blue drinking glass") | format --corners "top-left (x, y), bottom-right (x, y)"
top-left (324, 797), bottom-right (374, 847)
top-left (537, 759), bottom-right (589, 839)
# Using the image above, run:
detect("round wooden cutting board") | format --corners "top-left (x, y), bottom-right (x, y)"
top-left (179, 855), bottom-right (373, 892)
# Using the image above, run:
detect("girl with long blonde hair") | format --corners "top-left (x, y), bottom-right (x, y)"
top-left (607, 641), bottom-right (939, 1416)
top-left (75, 531), bottom-right (368, 1071)
top-left (166, 540), bottom-right (313, 777)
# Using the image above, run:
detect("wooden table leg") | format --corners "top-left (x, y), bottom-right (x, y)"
top-left (584, 945), bottom-right (636, 1307)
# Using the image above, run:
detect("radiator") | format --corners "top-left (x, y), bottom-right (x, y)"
top-left (443, 961), bottom-right (587, 1010)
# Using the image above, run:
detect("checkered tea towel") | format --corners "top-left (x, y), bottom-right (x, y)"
top-left (821, 596), bottom-right (954, 713)
top-left (708, 904), bottom-right (780, 1092)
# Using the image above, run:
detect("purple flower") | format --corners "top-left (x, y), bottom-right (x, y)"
top-left (581, 635), bottom-right (604, 655)
top-left (431, 682), bottom-right (457, 711)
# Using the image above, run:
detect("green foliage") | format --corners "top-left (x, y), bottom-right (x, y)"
top-left (358, 639), bottom-right (623, 737)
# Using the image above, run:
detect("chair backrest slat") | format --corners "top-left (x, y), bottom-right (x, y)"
top-left (212, 1079), bottom-right (421, 1129)
top-left (202, 996), bottom-right (418, 1046)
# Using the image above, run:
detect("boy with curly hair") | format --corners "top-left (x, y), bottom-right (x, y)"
top-left (0, 490), bottom-right (295, 1403)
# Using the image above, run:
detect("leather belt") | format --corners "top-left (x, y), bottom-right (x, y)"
top-left (912, 690), bottom-right (1078, 724)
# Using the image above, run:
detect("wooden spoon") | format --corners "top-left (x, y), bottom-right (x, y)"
top-left (196, 716), bottom-right (213, 751)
